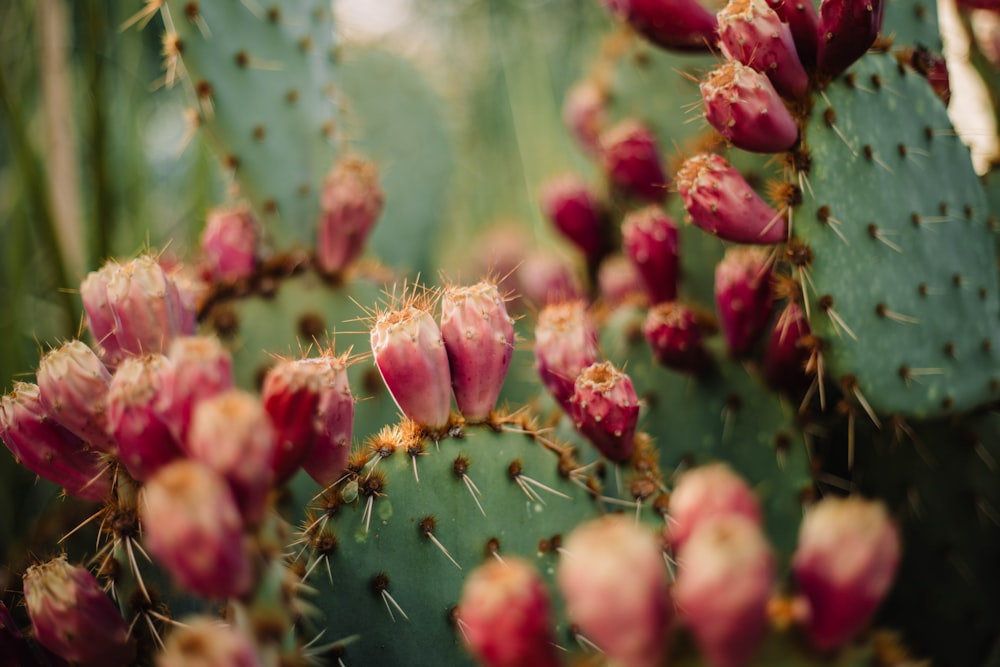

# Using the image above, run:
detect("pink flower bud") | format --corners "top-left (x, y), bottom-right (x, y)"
top-left (569, 362), bottom-right (639, 463)
top-left (107, 355), bottom-right (183, 482)
top-left (598, 255), bottom-right (646, 307)
top-left (714, 247), bottom-right (773, 357)
top-left (458, 558), bottom-right (560, 667)
top-left (106, 255), bottom-right (196, 357)
top-left (141, 460), bottom-right (253, 599)
top-left (157, 336), bottom-right (234, 446)
top-left (539, 174), bottom-right (611, 263)
top-left (370, 305), bottom-right (453, 430)
top-left (763, 301), bottom-right (811, 393)
top-left (667, 463), bottom-right (762, 551)
top-left (717, 0), bottom-right (810, 99)
top-left (316, 156), bottom-right (384, 274)
top-left (80, 263), bottom-right (124, 366)
top-left (157, 617), bottom-right (263, 667)
top-left (642, 302), bottom-right (712, 374)
top-left (188, 390), bottom-right (277, 524)
top-left (200, 205), bottom-right (259, 283)
top-left (36, 340), bottom-right (117, 454)
top-left (535, 301), bottom-right (601, 408)
top-left (676, 153), bottom-right (786, 244)
top-left (675, 516), bottom-right (774, 667)
top-left (622, 206), bottom-right (680, 305)
top-left (164, 262), bottom-right (208, 331)
top-left (816, 0), bottom-right (886, 78)
top-left (517, 251), bottom-right (583, 307)
top-left (601, 0), bottom-right (718, 52)
top-left (558, 516), bottom-right (672, 667)
top-left (563, 80), bottom-right (607, 155)
top-left (766, 0), bottom-right (819, 67)
top-left (600, 120), bottom-right (668, 203)
top-left (792, 496), bottom-right (900, 651)
top-left (22, 556), bottom-right (136, 666)
top-left (701, 61), bottom-right (799, 153)
top-left (301, 353), bottom-right (355, 488)
top-left (1, 383), bottom-right (111, 501)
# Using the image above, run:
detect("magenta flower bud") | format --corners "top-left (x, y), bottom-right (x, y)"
top-left (535, 301), bottom-right (601, 408)
top-left (106, 255), bottom-right (196, 357)
top-left (301, 353), bottom-right (355, 488)
top-left (766, 0), bottom-right (819, 67)
top-left (622, 206), bottom-right (680, 305)
top-left (600, 120), bottom-right (668, 203)
top-left (371, 305), bottom-right (453, 431)
top-left (714, 247), bottom-right (774, 357)
top-left (539, 174), bottom-right (611, 263)
top-left (558, 516), bottom-right (672, 667)
top-left (569, 362), bottom-right (640, 463)
top-left (23, 556), bottom-right (136, 667)
top-left (517, 251), bottom-right (583, 307)
top-left (667, 463), bottom-right (762, 551)
top-left (675, 515), bottom-right (775, 667)
top-left (458, 558), bottom-right (560, 667)
top-left (142, 460), bottom-right (253, 599)
top-left (601, 0), bottom-right (718, 52)
top-left (200, 205), bottom-right (259, 283)
top-left (188, 390), bottom-right (277, 524)
top-left (80, 263), bottom-right (124, 366)
top-left (441, 282), bottom-right (516, 423)
top-left (717, 0), bottom-right (810, 99)
top-left (676, 153), bottom-right (787, 244)
top-left (107, 355), bottom-right (183, 482)
top-left (1, 382), bottom-right (111, 502)
top-left (792, 496), bottom-right (901, 651)
top-left (598, 255), bottom-right (646, 307)
top-left (316, 155), bottom-right (385, 274)
top-left (158, 617), bottom-right (262, 667)
top-left (36, 340), bottom-right (117, 454)
top-left (763, 301), bottom-right (811, 392)
top-left (261, 358), bottom-right (334, 484)
top-left (700, 61), bottom-right (799, 153)
top-left (563, 80), bottom-right (607, 155)
top-left (642, 302), bottom-right (712, 374)
top-left (157, 335), bottom-right (234, 446)
top-left (816, 0), bottom-right (886, 78)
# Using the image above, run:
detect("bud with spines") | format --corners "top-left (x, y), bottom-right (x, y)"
top-left (714, 247), bottom-right (774, 357)
top-left (0, 382), bottom-right (111, 502)
top-left (600, 120), bottom-right (668, 203)
top-left (440, 281), bottom-right (515, 423)
top-left (717, 0), bottom-right (810, 99)
top-left (79, 263), bottom-right (123, 366)
top-left (600, 0), bottom-right (718, 52)
top-left (676, 153), bottom-right (787, 244)
top-left (36, 340), bottom-right (117, 454)
top-left (667, 462), bottom-right (763, 551)
top-left (22, 556), bottom-right (136, 667)
top-left (301, 352), bottom-right (355, 488)
top-left (622, 206), bottom-right (680, 305)
top-left (764, 301), bottom-right (812, 392)
top-left (816, 0), bottom-right (886, 78)
top-left (563, 79), bottom-right (607, 155)
top-left (157, 335), bottom-right (235, 446)
top-left (642, 302), bottom-right (712, 374)
top-left (569, 362), bottom-right (640, 463)
top-left (700, 61), bottom-right (800, 153)
top-left (539, 174), bottom-right (611, 264)
top-left (792, 496), bottom-right (901, 651)
top-left (535, 301), bottom-right (601, 408)
top-left (458, 558), bottom-right (560, 667)
top-left (766, 0), bottom-right (819, 67)
top-left (316, 155), bottom-right (385, 274)
top-left (141, 460), bottom-right (253, 599)
top-left (200, 205), bottom-right (259, 283)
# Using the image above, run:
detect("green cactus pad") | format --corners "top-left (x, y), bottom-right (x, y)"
top-left (883, 0), bottom-right (942, 52)
top-left (790, 52), bottom-right (1000, 418)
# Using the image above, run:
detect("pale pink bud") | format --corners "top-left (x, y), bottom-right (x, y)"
top-left (0, 383), bottom-right (111, 502)
top-left (558, 516), bottom-right (672, 667)
top-left (316, 156), bottom-right (385, 274)
top-left (301, 353), bottom-right (355, 488)
top-left (200, 205), bottom-right (259, 283)
top-left (701, 61), bottom-right (799, 153)
top-left (600, 120), bottom-right (668, 203)
top-left (370, 306), bottom-right (453, 430)
top-left (157, 335), bottom-right (235, 446)
top-left (563, 80), bottom-right (607, 155)
top-left (676, 153), bottom-right (786, 244)
top-left (766, 0), bottom-right (819, 67)
top-left (458, 558), bottom-right (560, 667)
top-left (517, 251), bottom-right (583, 307)
top-left (23, 556), bottom-right (135, 667)
top-left (106, 255), bottom-right (196, 357)
top-left (714, 247), bottom-right (774, 356)
top-left (36, 340), bottom-right (117, 454)
top-left (107, 355), bottom-right (183, 482)
top-left (158, 617), bottom-right (263, 667)
top-left (622, 206), bottom-right (680, 304)
top-left (535, 301), bottom-right (600, 408)
top-left (164, 262), bottom-right (208, 331)
top-left (601, 0), bottom-right (718, 52)
top-left (441, 282), bottom-right (515, 423)
top-left (642, 302), bottom-right (711, 374)
top-left (674, 516), bottom-right (775, 667)
top-left (539, 174), bottom-right (611, 263)
top-left (816, 0), bottom-right (886, 78)
top-left (187, 390), bottom-right (277, 524)
top-left (792, 496), bottom-right (900, 650)
top-left (598, 255), bottom-right (646, 307)
top-left (763, 301), bottom-right (811, 393)
top-left (717, 0), bottom-right (810, 98)
top-left (569, 362), bottom-right (639, 463)
top-left (80, 263), bottom-right (124, 366)
top-left (667, 463), bottom-right (762, 551)
top-left (141, 460), bottom-right (253, 599)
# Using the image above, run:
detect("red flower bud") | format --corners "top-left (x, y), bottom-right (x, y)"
top-left (717, 0), bottom-right (810, 98)
top-left (535, 301), bottom-right (600, 408)
top-left (569, 362), bottom-right (640, 463)
top-left (714, 247), bottom-right (774, 356)
top-left (700, 61), bottom-right (799, 153)
top-left (601, 0), bottom-right (718, 52)
top-left (600, 120), bottom-right (668, 203)
top-left (622, 206), bottom-right (681, 304)
top-left (316, 156), bottom-right (384, 274)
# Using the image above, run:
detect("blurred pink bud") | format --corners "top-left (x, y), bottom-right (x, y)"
top-left (517, 251), bottom-right (583, 308)
top-left (816, 0), bottom-right (885, 78)
top-left (598, 255), bottom-right (646, 307)
top-left (718, 0), bottom-right (809, 98)
top-left (200, 205), bottom-right (259, 283)
top-left (316, 156), bottom-right (385, 274)
top-left (763, 302), bottom-right (811, 393)
top-left (714, 247), bottom-right (774, 356)
top-left (701, 62), bottom-right (799, 153)
top-left (667, 463), bottom-right (762, 551)
top-left (539, 174), bottom-right (611, 263)
top-left (569, 362), bottom-right (640, 463)
top-left (563, 80), bottom-right (608, 155)
top-left (622, 206), bottom-right (680, 305)
top-left (600, 120), bottom-right (668, 203)
top-left (157, 617), bottom-right (262, 667)
top-left (301, 353), bottom-right (355, 488)
top-left (535, 301), bottom-right (601, 408)
top-left (601, 0), bottom-right (718, 52)
top-left (642, 302), bottom-right (712, 374)
top-left (80, 263), bottom-right (124, 366)
top-left (157, 335), bottom-right (234, 446)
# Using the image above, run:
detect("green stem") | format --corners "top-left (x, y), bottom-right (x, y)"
top-left (83, 0), bottom-right (113, 265)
